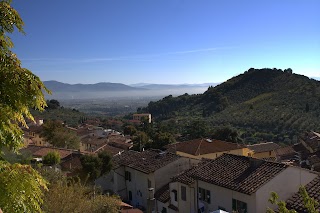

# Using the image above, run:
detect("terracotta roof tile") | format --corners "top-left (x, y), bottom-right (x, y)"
top-left (33, 147), bottom-right (73, 159)
top-left (248, 142), bottom-right (280, 153)
top-left (286, 176), bottom-right (320, 212)
top-left (300, 132), bottom-right (320, 153)
top-left (167, 139), bottom-right (245, 156)
top-left (60, 155), bottom-right (83, 171)
top-left (275, 146), bottom-right (297, 157)
top-left (96, 144), bottom-right (124, 156)
top-left (154, 184), bottom-right (170, 203)
top-left (172, 159), bottom-right (212, 185)
top-left (168, 204), bottom-right (179, 211)
top-left (21, 145), bottom-right (73, 159)
top-left (112, 150), bottom-right (180, 174)
top-left (81, 135), bottom-right (107, 146)
top-left (192, 154), bottom-right (288, 195)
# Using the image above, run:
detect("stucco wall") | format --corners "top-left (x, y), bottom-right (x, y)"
top-left (95, 166), bottom-right (127, 199)
top-left (256, 166), bottom-right (318, 212)
top-left (125, 167), bottom-right (154, 209)
top-left (156, 200), bottom-right (170, 213)
top-left (252, 150), bottom-right (276, 159)
top-left (198, 180), bottom-right (256, 213)
top-left (154, 157), bottom-right (193, 190)
top-left (175, 182), bottom-right (196, 213)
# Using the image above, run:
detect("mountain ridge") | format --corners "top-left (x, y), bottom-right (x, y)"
top-left (140, 68), bottom-right (320, 144)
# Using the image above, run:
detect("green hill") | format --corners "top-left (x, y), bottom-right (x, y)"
top-left (141, 68), bottom-right (320, 144)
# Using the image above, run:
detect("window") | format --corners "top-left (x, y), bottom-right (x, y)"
top-left (125, 171), bottom-right (131, 182)
top-left (232, 199), bottom-right (247, 213)
top-left (128, 191), bottom-right (132, 201)
top-left (172, 190), bottom-right (178, 201)
top-left (198, 187), bottom-right (210, 204)
top-left (269, 151), bottom-right (272, 156)
top-left (181, 186), bottom-right (186, 201)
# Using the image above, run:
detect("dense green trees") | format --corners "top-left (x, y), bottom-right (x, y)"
top-left (46, 99), bottom-right (61, 110)
top-left (140, 68), bottom-right (320, 145)
top-left (132, 131), bottom-right (150, 151)
top-left (41, 120), bottom-right (80, 149)
top-left (80, 151), bottom-right (113, 181)
top-left (43, 151), bottom-right (61, 165)
top-left (148, 131), bottom-right (175, 149)
top-left (211, 126), bottom-right (242, 143)
top-left (123, 124), bottom-right (137, 136)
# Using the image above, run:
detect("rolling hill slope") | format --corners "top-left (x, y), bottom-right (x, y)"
top-left (141, 68), bottom-right (320, 143)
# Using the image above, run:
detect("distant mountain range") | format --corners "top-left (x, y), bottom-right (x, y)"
top-left (44, 81), bottom-right (147, 92)
top-left (130, 83), bottom-right (218, 89)
top-left (43, 81), bottom-right (216, 99)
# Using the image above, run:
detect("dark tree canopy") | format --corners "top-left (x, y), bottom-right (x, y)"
top-left (80, 151), bottom-right (113, 181)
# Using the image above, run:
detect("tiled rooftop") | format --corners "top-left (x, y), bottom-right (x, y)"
top-left (300, 131), bottom-right (320, 153)
top-left (286, 176), bottom-right (320, 213)
top-left (247, 142), bottom-right (281, 153)
top-left (60, 155), bottom-right (83, 171)
top-left (81, 135), bottom-right (107, 146)
top-left (167, 138), bottom-right (246, 156)
top-left (191, 154), bottom-right (288, 195)
top-left (154, 184), bottom-right (170, 203)
top-left (275, 146), bottom-right (297, 157)
top-left (172, 159), bottom-right (212, 185)
top-left (112, 150), bottom-right (180, 174)
top-left (21, 145), bottom-right (73, 159)
top-left (96, 144), bottom-right (124, 156)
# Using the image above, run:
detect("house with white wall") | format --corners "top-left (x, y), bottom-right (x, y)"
top-left (155, 154), bottom-right (318, 213)
top-left (95, 149), bottom-right (194, 213)
top-left (155, 159), bottom-right (210, 213)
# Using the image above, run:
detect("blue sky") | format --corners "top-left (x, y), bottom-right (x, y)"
top-left (11, 0), bottom-right (320, 84)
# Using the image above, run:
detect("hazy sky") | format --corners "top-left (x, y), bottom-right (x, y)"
top-left (11, 0), bottom-right (320, 84)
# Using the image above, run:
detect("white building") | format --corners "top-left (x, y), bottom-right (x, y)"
top-left (155, 154), bottom-right (318, 213)
top-left (96, 149), bottom-right (195, 213)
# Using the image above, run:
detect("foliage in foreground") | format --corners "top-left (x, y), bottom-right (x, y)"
top-left (0, 161), bottom-right (48, 212)
top-left (267, 186), bottom-right (319, 213)
top-left (42, 178), bottom-right (120, 213)
top-left (0, 0), bottom-right (49, 212)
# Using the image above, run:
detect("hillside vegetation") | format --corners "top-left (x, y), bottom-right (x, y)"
top-left (140, 68), bottom-right (320, 144)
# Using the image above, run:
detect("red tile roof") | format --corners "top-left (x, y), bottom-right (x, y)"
top-left (286, 176), bottom-right (320, 212)
top-left (247, 142), bottom-right (280, 153)
top-left (96, 144), bottom-right (124, 156)
top-left (60, 155), bottom-right (83, 171)
top-left (300, 131), bottom-right (320, 153)
top-left (275, 146), bottom-right (296, 157)
top-left (113, 150), bottom-right (180, 174)
top-left (191, 154), bottom-right (288, 195)
top-left (81, 135), bottom-right (107, 146)
top-left (33, 147), bottom-right (73, 159)
top-left (154, 184), bottom-right (170, 203)
top-left (168, 204), bottom-right (179, 211)
top-left (172, 159), bottom-right (212, 185)
top-left (167, 138), bottom-right (245, 156)
top-left (21, 145), bottom-right (73, 159)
